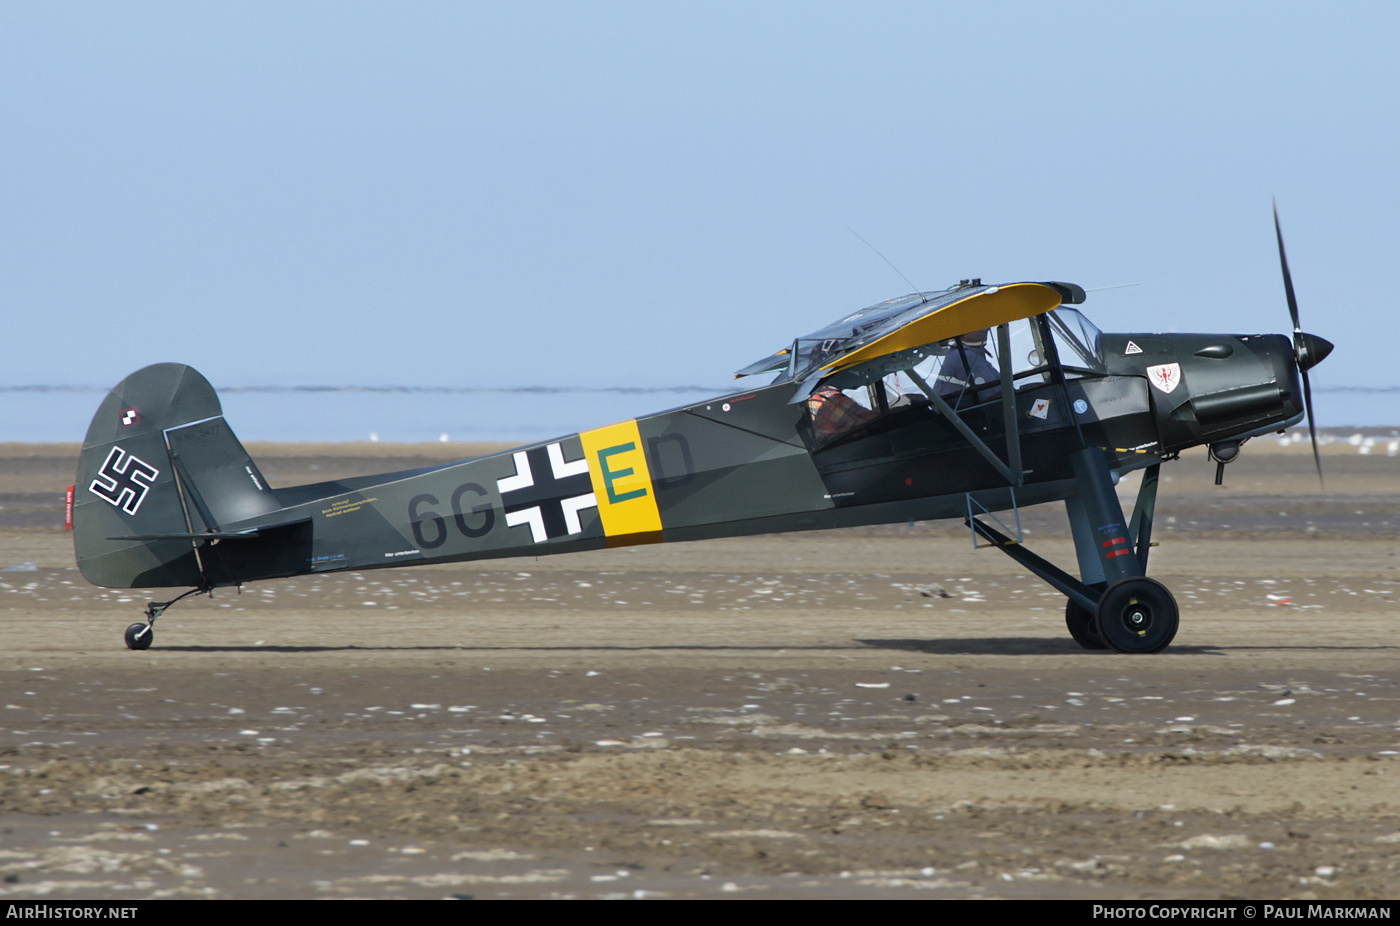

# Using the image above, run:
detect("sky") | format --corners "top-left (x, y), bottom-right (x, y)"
top-left (2, 2), bottom-right (1396, 431)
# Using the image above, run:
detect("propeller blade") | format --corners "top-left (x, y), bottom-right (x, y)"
top-left (1301, 366), bottom-right (1324, 487)
top-left (1273, 199), bottom-right (1323, 485)
top-left (1273, 199), bottom-right (1302, 338)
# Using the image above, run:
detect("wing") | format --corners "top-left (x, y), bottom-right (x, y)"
top-left (815, 282), bottom-right (1067, 378)
top-left (736, 281), bottom-right (1084, 387)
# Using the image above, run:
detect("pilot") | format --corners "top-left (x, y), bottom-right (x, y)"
top-left (808, 384), bottom-right (879, 443)
top-left (936, 329), bottom-right (1001, 401)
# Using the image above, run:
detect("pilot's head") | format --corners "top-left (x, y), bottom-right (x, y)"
top-left (958, 329), bottom-right (989, 347)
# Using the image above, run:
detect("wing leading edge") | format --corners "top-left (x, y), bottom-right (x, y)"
top-left (817, 282), bottom-right (1065, 377)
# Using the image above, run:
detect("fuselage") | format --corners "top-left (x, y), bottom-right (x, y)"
top-left (72, 303), bottom-right (1314, 591)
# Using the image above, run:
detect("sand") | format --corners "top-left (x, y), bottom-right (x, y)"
top-left (0, 437), bottom-right (1397, 899)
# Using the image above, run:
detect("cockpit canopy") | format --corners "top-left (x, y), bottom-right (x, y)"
top-left (733, 280), bottom-right (1090, 393)
top-left (798, 303), bottom-right (1107, 450)
top-left (733, 281), bottom-right (1092, 403)
top-left (780, 291), bottom-right (940, 383)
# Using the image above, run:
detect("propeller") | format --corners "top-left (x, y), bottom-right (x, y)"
top-left (1272, 200), bottom-right (1332, 485)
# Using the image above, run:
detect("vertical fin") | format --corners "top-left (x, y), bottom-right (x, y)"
top-left (74, 364), bottom-right (278, 589)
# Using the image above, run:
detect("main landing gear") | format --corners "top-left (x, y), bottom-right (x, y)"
top-left (123, 587), bottom-right (209, 651)
top-left (1094, 576), bottom-right (1178, 655)
top-left (971, 448), bottom-right (1179, 654)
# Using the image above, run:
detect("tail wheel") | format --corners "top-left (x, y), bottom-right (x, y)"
top-left (1095, 577), bottom-right (1178, 654)
top-left (124, 623), bottom-right (154, 651)
top-left (1064, 599), bottom-right (1107, 650)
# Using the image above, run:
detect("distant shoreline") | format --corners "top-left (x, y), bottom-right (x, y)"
top-left (3, 426), bottom-right (1396, 458)
top-left (5, 387), bottom-right (1394, 444)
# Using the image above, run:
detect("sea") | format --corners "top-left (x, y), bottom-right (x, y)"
top-left (1, 384), bottom-right (1395, 446)
top-left (0, 385), bottom-right (729, 445)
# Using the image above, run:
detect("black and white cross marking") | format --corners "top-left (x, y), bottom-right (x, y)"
top-left (120, 407), bottom-right (140, 427)
top-left (496, 442), bottom-right (596, 543)
top-left (89, 446), bottom-right (160, 515)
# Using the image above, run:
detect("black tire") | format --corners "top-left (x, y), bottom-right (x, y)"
top-left (1064, 599), bottom-right (1107, 650)
top-left (1095, 577), bottom-right (1178, 654)
top-left (124, 622), bottom-right (153, 651)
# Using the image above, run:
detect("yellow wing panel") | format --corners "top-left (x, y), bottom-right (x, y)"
top-left (819, 282), bottom-right (1064, 375)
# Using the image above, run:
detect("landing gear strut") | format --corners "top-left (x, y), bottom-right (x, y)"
top-left (970, 450), bottom-right (1178, 654)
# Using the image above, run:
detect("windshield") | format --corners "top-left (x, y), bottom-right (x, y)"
top-left (1047, 308), bottom-right (1105, 372)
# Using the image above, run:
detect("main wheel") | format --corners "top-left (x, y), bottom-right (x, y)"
top-left (1064, 599), bottom-right (1107, 650)
top-left (124, 622), bottom-right (153, 651)
top-left (1095, 577), bottom-right (1178, 654)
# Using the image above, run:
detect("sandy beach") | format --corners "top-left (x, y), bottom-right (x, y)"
top-left (1, 437), bottom-right (1397, 899)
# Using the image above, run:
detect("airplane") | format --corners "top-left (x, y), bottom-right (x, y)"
top-left (71, 207), bottom-right (1332, 654)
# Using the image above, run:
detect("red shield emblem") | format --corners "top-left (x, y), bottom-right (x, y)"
top-left (1146, 362), bottom-right (1182, 394)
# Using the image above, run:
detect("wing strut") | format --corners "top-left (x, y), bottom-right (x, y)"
top-left (903, 322), bottom-right (1024, 487)
top-left (996, 323), bottom-right (1023, 483)
top-left (1126, 462), bottom-right (1160, 570)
